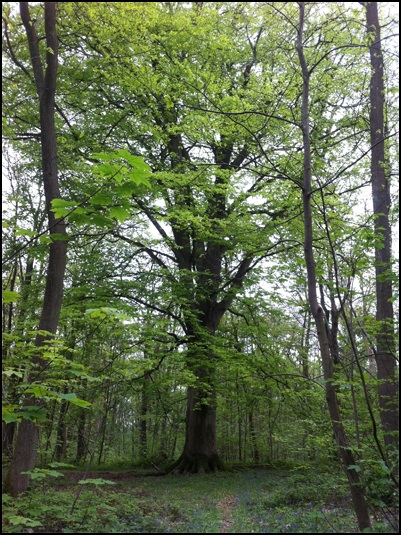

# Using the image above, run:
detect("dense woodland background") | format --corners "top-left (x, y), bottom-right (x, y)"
top-left (2, 2), bottom-right (399, 533)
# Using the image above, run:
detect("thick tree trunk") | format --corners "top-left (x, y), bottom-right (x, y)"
top-left (171, 381), bottom-right (224, 473)
top-left (171, 322), bottom-right (224, 473)
top-left (297, 4), bottom-right (371, 530)
top-left (364, 1), bottom-right (398, 451)
top-left (3, 2), bottom-right (67, 497)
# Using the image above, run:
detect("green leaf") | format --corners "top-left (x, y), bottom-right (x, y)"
top-left (18, 406), bottom-right (47, 421)
top-left (347, 464), bottom-right (362, 472)
top-left (49, 390), bottom-right (91, 408)
top-left (2, 407), bottom-right (19, 424)
top-left (94, 163), bottom-right (116, 177)
top-left (90, 192), bottom-right (114, 206)
top-left (15, 228), bottom-right (37, 237)
top-left (116, 181), bottom-right (138, 197)
top-left (25, 385), bottom-right (49, 398)
top-left (48, 462), bottom-right (76, 469)
top-left (50, 233), bottom-right (70, 241)
top-left (8, 515), bottom-right (43, 527)
top-left (2, 290), bottom-right (21, 303)
top-left (51, 198), bottom-right (77, 209)
top-left (92, 152), bottom-right (118, 162)
top-left (51, 198), bottom-right (78, 218)
top-left (54, 392), bottom-right (79, 401)
top-left (78, 478), bottom-right (116, 486)
top-left (21, 468), bottom-right (65, 478)
top-left (90, 213), bottom-right (114, 228)
top-left (3, 369), bottom-right (23, 378)
top-left (378, 460), bottom-right (391, 475)
top-left (117, 150), bottom-right (151, 172)
top-left (109, 206), bottom-right (130, 222)
top-left (69, 397), bottom-right (91, 408)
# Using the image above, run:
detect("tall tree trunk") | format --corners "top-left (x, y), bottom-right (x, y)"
top-left (3, 2), bottom-right (67, 497)
top-left (76, 409), bottom-right (87, 464)
top-left (2, 422), bottom-right (16, 457)
top-left (296, 4), bottom-right (371, 530)
top-left (171, 326), bottom-right (224, 473)
top-left (173, 381), bottom-right (223, 474)
top-left (363, 1), bottom-right (398, 451)
top-left (54, 395), bottom-right (69, 462)
top-left (139, 371), bottom-right (151, 462)
top-left (248, 406), bottom-right (260, 463)
top-left (2, 258), bottom-right (34, 456)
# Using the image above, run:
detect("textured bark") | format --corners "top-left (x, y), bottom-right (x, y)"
top-left (171, 378), bottom-right (224, 474)
top-left (364, 1), bottom-right (398, 451)
top-left (297, 4), bottom-right (371, 530)
top-left (3, 2), bottom-right (67, 497)
top-left (170, 320), bottom-right (225, 473)
top-left (2, 421), bottom-right (16, 456)
top-left (164, 121), bottom-right (253, 473)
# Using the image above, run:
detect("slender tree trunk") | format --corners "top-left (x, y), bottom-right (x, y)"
top-left (2, 422), bottom-right (16, 456)
top-left (249, 407), bottom-right (260, 463)
top-left (364, 1), bottom-right (398, 451)
top-left (236, 377), bottom-right (243, 462)
top-left (2, 259), bottom-right (34, 456)
top-left (3, 2), bottom-right (67, 497)
top-left (300, 306), bottom-right (311, 378)
top-left (139, 371), bottom-right (150, 462)
top-left (159, 415), bottom-right (168, 461)
top-left (97, 389), bottom-right (111, 466)
top-left (54, 396), bottom-right (69, 462)
top-left (296, 4), bottom-right (371, 530)
top-left (76, 410), bottom-right (86, 464)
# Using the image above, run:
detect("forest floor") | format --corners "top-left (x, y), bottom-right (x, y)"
top-left (2, 464), bottom-right (398, 533)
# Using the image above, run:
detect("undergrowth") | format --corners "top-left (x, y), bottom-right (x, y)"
top-left (2, 464), bottom-right (398, 533)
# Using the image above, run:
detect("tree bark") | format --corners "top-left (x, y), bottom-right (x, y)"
top-left (54, 396), bottom-right (69, 462)
top-left (139, 371), bottom-right (151, 462)
top-left (171, 371), bottom-right (223, 473)
top-left (76, 409), bottom-right (87, 464)
top-left (296, 4), bottom-right (371, 530)
top-left (170, 320), bottom-right (225, 473)
top-left (3, 2), bottom-right (67, 497)
top-left (364, 1), bottom-right (398, 451)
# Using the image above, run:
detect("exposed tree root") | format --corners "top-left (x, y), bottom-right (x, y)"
top-left (169, 451), bottom-right (225, 474)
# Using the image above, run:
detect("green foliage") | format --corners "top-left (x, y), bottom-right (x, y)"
top-left (21, 468), bottom-right (65, 480)
top-left (1, 1), bottom-right (398, 529)
top-left (78, 478), bottom-right (116, 486)
top-left (4, 467), bottom-right (392, 533)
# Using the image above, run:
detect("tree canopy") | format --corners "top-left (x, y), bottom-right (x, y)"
top-left (2, 2), bottom-right (399, 532)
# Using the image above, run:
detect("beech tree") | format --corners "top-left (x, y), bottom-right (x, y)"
top-left (2, 5), bottom-right (398, 522)
top-left (3, 2), bottom-right (67, 497)
top-left (363, 0), bottom-right (398, 452)
top-left (42, 1), bottom-right (301, 473)
top-left (296, 3), bottom-right (371, 529)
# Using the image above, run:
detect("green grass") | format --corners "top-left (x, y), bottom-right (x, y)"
top-left (2, 465), bottom-right (398, 533)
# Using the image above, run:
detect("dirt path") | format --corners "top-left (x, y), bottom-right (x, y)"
top-left (217, 494), bottom-right (236, 533)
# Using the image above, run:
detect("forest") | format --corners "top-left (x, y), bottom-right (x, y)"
top-left (1, 2), bottom-right (399, 533)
